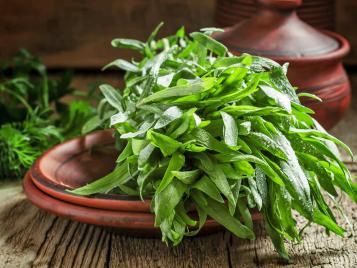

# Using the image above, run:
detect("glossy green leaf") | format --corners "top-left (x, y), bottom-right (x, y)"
top-left (193, 175), bottom-right (224, 203)
top-left (147, 130), bottom-right (182, 156)
top-left (192, 191), bottom-right (255, 239)
top-left (111, 38), bottom-right (145, 51)
top-left (220, 111), bottom-right (238, 147)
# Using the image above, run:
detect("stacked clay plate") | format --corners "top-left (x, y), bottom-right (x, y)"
top-left (24, 130), bottom-right (262, 236)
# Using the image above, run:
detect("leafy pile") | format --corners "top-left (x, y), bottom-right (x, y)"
top-left (0, 50), bottom-right (95, 178)
top-left (72, 25), bottom-right (356, 259)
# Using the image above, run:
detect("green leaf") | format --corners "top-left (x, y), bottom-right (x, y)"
top-left (138, 143), bottom-right (155, 167)
top-left (199, 27), bottom-right (224, 35)
top-left (274, 133), bottom-right (313, 218)
top-left (260, 84), bottom-right (291, 113)
top-left (154, 178), bottom-right (187, 225)
top-left (154, 106), bottom-right (183, 129)
top-left (248, 177), bottom-right (262, 210)
top-left (255, 167), bottom-right (268, 207)
top-left (131, 138), bottom-right (148, 155)
top-left (297, 92), bottom-right (322, 102)
top-left (270, 66), bottom-right (299, 103)
top-left (147, 22), bottom-right (164, 44)
top-left (238, 121), bottom-right (251, 135)
top-left (117, 141), bottom-right (133, 163)
top-left (194, 153), bottom-right (235, 211)
top-left (190, 32), bottom-right (228, 56)
top-left (185, 128), bottom-right (233, 154)
top-left (313, 209), bottom-right (345, 236)
top-left (110, 112), bottom-right (129, 126)
top-left (289, 127), bottom-right (353, 159)
top-left (176, 201), bottom-right (197, 227)
top-left (157, 152), bottom-right (185, 193)
top-left (297, 153), bottom-right (338, 197)
top-left (201, 74), bottom-right (261, 105)
top-left (221, 105), bottom-right (285, 118)
top-left (121, 120), bottom-right (155, 139)
top-left (265, 219), bottom-right (289, 260)
top-left (81, 115), bottom-right (101, 134)
top-left (68, 163), bottom-right (129, 195)
top-left (220, 111), bottom-right (238, 147)
top-left (171, 169), bottom-right (201, 184)
top-left (147, 130), bottom-right (182, 156)
top-left (138, 82), bottom-right (205, 106)
top-left (100, 84), bottom-right (123, 112)
top-left (103, 59), bottom-right (140, 72)
top-left (246, 132), bottom-right (288, 160)
top-left (237, 199), bottom-right (253, 230)
top-left (111, 38), bottom-right (145, 51)
top-left (193, 175), bottom-right (224, 203)
top-left (192, 191), bottom-right (255, 240)
top-left (214, 153), bottom-right (285, 186)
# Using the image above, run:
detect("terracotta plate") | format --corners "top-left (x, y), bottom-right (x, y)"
top-left (31, 130), bottom-right (151, 212)
top-left (23, 172), bottom-right (223, 237)
top-left (29, 131), bottom-right (262, 231)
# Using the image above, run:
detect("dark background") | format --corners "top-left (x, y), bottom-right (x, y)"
top-left (0, 0), bottom-right (356, 70)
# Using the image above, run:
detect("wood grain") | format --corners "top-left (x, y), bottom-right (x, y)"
top-left (0, 176), bottom-right (356, 267)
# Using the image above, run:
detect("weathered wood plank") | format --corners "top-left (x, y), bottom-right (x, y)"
top-left (229, 194), bottom-right (357, 267)
top-left (0, 197), bottom-right (56, 268)
top-left (109, 232), bottom-right (229, 268)
top-left (0, 182), bottom-right (355, 268)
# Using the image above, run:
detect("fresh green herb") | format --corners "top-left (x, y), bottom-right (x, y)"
top-left (72, 25), bottom-right (356, 259)
top-left (0, 50), bottom-right (95, 178)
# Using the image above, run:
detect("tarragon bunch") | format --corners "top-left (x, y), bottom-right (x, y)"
top-left (72, 24), bottom-right (356, 259)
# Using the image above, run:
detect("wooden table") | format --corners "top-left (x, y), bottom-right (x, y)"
top-left (0, 76), bottom-right (357, 268)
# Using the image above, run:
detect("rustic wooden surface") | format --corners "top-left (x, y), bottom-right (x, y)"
top-left (0, 0), bottom-right (357, 68)
top-left (0, 74), bottom-right (356, 268)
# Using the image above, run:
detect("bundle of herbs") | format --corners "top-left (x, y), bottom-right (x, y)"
top-left (0, 50), bottom-right (95, 178)
top-left (71, 25), bottom-right (356, 259)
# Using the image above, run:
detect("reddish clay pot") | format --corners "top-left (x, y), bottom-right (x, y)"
top-left (277, 32), bottom-right (351, 130)
top-left (215, 0), bottom-right (336, 30)
top-left (215, 0), bottom-right (351, 129)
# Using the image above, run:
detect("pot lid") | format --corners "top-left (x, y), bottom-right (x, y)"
top-left (215, 0), bottom-right (339, 58)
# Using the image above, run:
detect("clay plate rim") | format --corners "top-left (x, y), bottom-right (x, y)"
top-left (31, 130), bottom-right (152, 212)
top-left (23, 172), bottom-right (225, 234)
top-left (30, 167), bottom-right (152, 212)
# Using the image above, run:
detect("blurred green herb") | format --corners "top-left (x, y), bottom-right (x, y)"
top-left (71, 25), bottom-right (356, 259)
top-left (0, 49), bottom-right (95, 178)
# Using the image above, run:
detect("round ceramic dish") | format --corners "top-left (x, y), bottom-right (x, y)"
top-left (23, 172), bottom-right (223, 236)
top-left (29, 131), bottom-right (262, 224)
top-left (31, 130), bottom-right (151, 212)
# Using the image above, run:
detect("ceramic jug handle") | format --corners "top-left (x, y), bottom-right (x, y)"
top-left (257, 0), bottom-right (302, 10)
